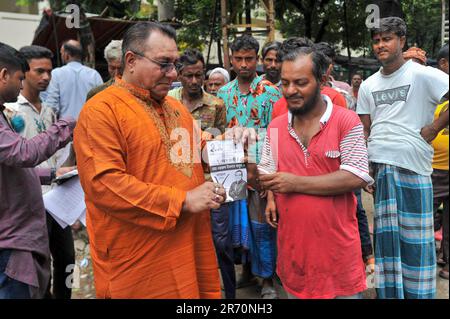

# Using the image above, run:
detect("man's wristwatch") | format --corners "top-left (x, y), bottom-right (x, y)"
top-left (50, 168), bottom-right (57, 181)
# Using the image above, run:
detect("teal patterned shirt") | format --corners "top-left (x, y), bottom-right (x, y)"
top-left (217, 75), bottom-right (282, 163)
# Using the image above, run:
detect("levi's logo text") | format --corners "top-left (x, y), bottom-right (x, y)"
top-left (372, 85), bottom-right (410, 107)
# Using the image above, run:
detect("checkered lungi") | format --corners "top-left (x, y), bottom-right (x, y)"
top-left (373, 163), bottom-right (436, 299)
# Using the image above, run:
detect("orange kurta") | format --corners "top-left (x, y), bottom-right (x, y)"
top-left (73, 78), bottom-right (221, 299)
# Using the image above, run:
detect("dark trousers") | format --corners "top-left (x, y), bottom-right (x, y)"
top-left (211, 203), bottom-right (236, 299)
top-left (45, 213), bottom-right (75, 299)
top-left (355, 189), bottom-right (373, 259)
top-left (0, 250), bottom-right (31, 299)
top-left (432, 169), bottom-right (449, 265)
top-left (434, 197), bottom-right (449, 264)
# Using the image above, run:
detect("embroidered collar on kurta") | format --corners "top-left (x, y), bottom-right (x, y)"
top-left (114, 77), bottom-right (194, 178)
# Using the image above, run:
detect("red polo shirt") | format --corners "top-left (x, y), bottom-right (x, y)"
top-left (260, 96), bottom-right (370, 298)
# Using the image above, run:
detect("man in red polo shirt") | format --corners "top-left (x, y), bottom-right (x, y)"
top-left (255, 42), bottom-right (373, 299)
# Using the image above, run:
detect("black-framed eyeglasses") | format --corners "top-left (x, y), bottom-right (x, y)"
top-left (131, 51), bottom-right (180, 73)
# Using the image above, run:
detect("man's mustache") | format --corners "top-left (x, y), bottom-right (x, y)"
top-left (286, 94), bottom-right (303, 100)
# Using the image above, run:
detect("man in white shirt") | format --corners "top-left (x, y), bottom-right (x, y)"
top-left (4, 45), bottom-right (76, 299)
top-left (357, 17), bottom-right (449, 299)
top-left (45, 40), bottom-right (103, 119)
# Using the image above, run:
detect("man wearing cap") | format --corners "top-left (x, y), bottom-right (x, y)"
top-left (206, 67), bottom-right (230, 96)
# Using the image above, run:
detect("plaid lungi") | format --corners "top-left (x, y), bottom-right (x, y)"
top-left (373, 164), bottom-right (436, 299)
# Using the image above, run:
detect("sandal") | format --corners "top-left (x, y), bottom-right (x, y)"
top-left (261, 286), bottom-right (279, 299)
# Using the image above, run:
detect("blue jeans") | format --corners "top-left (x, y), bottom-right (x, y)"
top-left (0, 250), bottom-right (31, 299)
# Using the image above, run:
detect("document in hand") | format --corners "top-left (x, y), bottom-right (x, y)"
top-left (53, 169), bottom-right (78, 184)
top-left (207, 140), bottom-right (247, 202)
top-left (43, 176), bottom-right (86, 228)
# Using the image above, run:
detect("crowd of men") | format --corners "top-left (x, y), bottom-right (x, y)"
top-left (0, 16), bottom-right (448, 299)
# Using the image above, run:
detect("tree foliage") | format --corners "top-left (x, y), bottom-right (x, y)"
top-left (276, 0), bottom-right (444, 58)
top-left (402, 0), bottom-right (443, 57)
top-left (174, 0), bottom-right (219, 51)
top-left (18, 0), bottom-right (445, 58)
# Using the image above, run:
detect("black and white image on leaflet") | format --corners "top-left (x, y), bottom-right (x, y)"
top-left (207, 140), bottom-right (247, 202)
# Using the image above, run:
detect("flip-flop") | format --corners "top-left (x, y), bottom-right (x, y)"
top-left (261, 286), bottom-right (279, 299)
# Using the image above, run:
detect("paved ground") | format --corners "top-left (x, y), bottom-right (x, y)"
top-left (71, 192), bottom-right (449, 299)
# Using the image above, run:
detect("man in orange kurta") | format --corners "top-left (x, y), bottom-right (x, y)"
top-left (73, 22), bottom-right (226, 298)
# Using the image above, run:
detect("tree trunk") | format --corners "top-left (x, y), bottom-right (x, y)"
top-left (304, 11), bottom-right (312, 39)
top-left (245, 0), bottom-right (252, 33)
top-left (158, 0), bottom-right (175, 22)
top-left (207, 0), bottom-right (219, 66)
top-left (315, 19), bottom-right (329, 42)
top-left (343, 0), bottom-right (352, 83)
top-left (217, 37), bottom-right (223, 67)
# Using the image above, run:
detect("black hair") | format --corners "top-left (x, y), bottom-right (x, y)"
top-left (178, 48), bottom-right (205, 72)
top-left (62, 40), bottom-right (83, 60)
top-left (19, 45), bottom-right (53, 62)
top-left (279, 40), bottom-right (329, 84)
top-left (370, 17), bottom-right (407, 38)
top-left (122, 21), bottom-right (177, 60)
top-left (314, 42), bottom-right (336, 63)
top-left (230, 34), bottom-right (259, 55)
top-left (437, 44), bottom-right (449, 62)
top-left (276, 37), bottom-right (314, 62)
top-left (261, 41), bottom-right (282, 59)
top-left (0, 42), bottom-right (29, 73)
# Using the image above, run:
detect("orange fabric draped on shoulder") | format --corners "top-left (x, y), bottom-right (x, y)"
top-left (73, 80), bottom-right (221, 299)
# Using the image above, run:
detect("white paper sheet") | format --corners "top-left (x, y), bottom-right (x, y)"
top-left (55, 142), bottom-right (72, 168)
top-left (43, 176), bottom-right (86, 229)
top-left (79, 209), bottom-right (87, 227)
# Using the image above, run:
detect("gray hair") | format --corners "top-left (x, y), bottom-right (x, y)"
top-left (104, 40), bottom-right (123, 62)
top-left (122, 21), bottom-right (177, 61)
top-left (209, 67), bottom-right (230, 83)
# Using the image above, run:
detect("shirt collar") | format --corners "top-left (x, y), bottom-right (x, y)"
top-left (261, 74), bottom-right (281, 88)
top-left (288, 94), bottom-right (333, 126)
top-left (231, 74), bottom-right (261, 95)
top-left (16, 94), bottom-right (42, 114)
top-left (17, 94), bottom-right (31, 105)
top-left (67, 61), bottom-right (82, 66)
top-left (179, 88), bottom-right (214, 111)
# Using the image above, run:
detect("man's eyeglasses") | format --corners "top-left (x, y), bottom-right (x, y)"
top-left (131, 51), bottom-right (180, 73)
